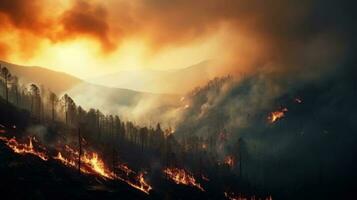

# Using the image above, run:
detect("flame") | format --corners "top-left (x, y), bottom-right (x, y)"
top-left (54, 147), bottom-right (152, 194)
top-left (81, 152), bottom-right (117, 179)
top-left (125, 172), bottom-right (153, 194)
top-left (54, 152), bottom-right (77, 167)
top-left (224, 192), bottom-right (273, 200)
top-left (163, 167), bottom-right (205, 191)
top-left (268, 107), bottom-right (288, 123)
top-left (0, 135), bottom-right (152, 194)
top-left (0, 136), bottom-right (48, 161)
top-left (224, 156), bottom-right (234, 168)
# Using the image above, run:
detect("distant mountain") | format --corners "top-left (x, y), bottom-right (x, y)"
top-left (87, 60), bottom-right (218, 94)
top-left (0, 60), bottom-right (82, 94)
top-left (0, 60), bottom-right (181, 122)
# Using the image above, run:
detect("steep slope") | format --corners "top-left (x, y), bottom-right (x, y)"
top-left (174, 67), bottom-right (357, 199)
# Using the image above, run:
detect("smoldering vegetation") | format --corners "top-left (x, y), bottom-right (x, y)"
top-left (174, 62), bottom-right (357, 199)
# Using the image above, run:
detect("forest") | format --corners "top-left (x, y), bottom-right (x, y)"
top-left (0, 64), bottom-right (275, 199)
top-left (1, 61), bottom-right (357, 200)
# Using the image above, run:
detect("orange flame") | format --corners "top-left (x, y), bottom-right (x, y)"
top-left (125, 172), bottom-right (153, 194)
top-left (268, 108), bottom-right (288, 123)
top-left (0, 135), bottom-right (152, 194)
top-left (163, 168), bottom-right (204, 191)
top-left (53, 152), bottom-right (76, 167)
top-left (54, 147), bottom-right (152, 194)
top-left (0, 136), bottom-right (48, 161)
top-left (81, 152), bottom-right (117, 179)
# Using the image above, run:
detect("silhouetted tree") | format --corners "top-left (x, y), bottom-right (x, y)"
top-left (11, 76), bottom-right (19, 105)
top-left (49, 92), bottom-right (58, 121)
top-left (1, 66), bottom-right (11, 103)
top-left (29, 84), bottom-right (40, 118)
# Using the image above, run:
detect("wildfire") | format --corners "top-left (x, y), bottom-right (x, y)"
top-left (81, 152), bottom-right (117, 179)
top-left (0, 134), bottom-right (152, 194)
top-left (53, 152), bottom-right (76, 167)
top-left (54, 147), bottom-right (152, 194)
top-left (163, 168), bottom-right (204, 191)
top-left (224, 156), bottom-right (234, 168)
top-left (126, 172), bottom-right (153, 194)
top-left (0, 136), bottom-right (48, 161)
top-left (268, 107), bottom-right (288, 123)
top-left (224, 192), bottom-right (273, 200)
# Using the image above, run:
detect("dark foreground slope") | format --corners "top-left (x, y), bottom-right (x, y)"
top-left (0, 144), bottom-right (150, 200)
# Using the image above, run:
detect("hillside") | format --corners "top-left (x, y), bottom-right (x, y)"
top-left (0, 60), bottom-right (181, 122)
top-left (87, 61), bottom-right (217, 94)
top-left (174, 67), bottom-right (357, 199)
top-left (0, 60), bottom-right (82, 94)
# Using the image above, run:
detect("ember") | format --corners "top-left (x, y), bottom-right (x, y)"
top-left (224, 156), bottom-right (234, 168)
top-left (294, 98), bottom-right (303, 104)
top-left (163, 167), bottom-right (204, 191)
top-left (118, 163), bottom-right (135, 176)
top-left (268, 107), bottom-right (288, 123)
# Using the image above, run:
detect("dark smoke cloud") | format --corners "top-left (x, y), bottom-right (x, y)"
top-left (106, 0), bottom-right (354, 78)
top-left (0, 0), bottom-right (48, 32)
top-left (57, 1), bottom-right (116, 52)
top-left (0, 0), bottom-right (116, 57)
top-left (0, 0), bottom-right (355, 77)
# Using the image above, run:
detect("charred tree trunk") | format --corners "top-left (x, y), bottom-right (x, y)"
top-left (5, 77), bottom-right (8, 103)
top-left (52, 100), bottom-right (55, 121)
top-left (78, 127), bottom-right (82, 174)
top-left (15, 86), bottom-right (19, 105)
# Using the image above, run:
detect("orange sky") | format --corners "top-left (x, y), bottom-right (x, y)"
top-left (0, 0), bottom-right (347, 79)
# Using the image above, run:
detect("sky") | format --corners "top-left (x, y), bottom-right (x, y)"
top-left (0, 0), bottom-right (354, 79)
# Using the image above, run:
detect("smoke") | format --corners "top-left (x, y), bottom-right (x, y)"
top-left (0, 0), bottom-right (354, 81)
top-left (65, 82), bottom-right (184, 127)
top-left (173, 57), bottom-right (357, 193)
top-left (56, 0), bottom-right (116, 52)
